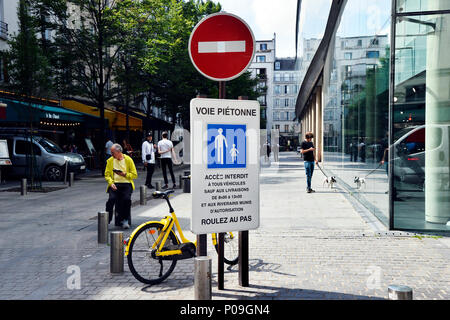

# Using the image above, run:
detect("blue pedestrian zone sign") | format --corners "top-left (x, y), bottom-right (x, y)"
top-left (207, 124), bottom-right (246, 169)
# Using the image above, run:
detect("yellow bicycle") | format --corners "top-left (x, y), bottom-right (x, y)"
top-left (125, 190), bottom-right (239, 285)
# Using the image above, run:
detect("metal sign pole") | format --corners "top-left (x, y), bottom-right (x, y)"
top-left (189, 13), bottom-right (257, 293)
top-left (217, 81), bottom-right (226, 291)
top-left (218, 232), bottom-right (225, 290)
top-left (239, 230), bottom-right (249, 286)
top-left (238, 96), bottom-right (250, 287)
top-left (197, 235), bottom-right (207, 256)
top-left (196, 92), bottom-right (209, 259)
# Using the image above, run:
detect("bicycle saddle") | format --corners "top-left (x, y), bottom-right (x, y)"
top-left (152, 190), bottom-right (175, 199)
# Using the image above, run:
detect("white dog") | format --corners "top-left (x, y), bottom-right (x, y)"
top-left (323, 176), bottom-right (337, 189)
top-left (354, 176), bottom-right (366, 189)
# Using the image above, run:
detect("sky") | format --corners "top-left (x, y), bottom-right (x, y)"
top-left (217, 0), bottom-right (299, 58)
top-left (216, 0), bottom-right (392, 58)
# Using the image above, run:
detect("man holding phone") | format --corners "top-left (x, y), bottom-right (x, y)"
top-left (105, 143), bottom-right (138, 229)
top-left (300, 132), bottom-right (319, 193)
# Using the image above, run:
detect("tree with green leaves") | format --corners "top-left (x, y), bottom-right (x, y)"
top-left (49, 0), bottom-right (127, 170)
top-left (5, 0), bottom-right (52, 99)
top-left (3, 0), bottom-right (54, 187)
top-left (110, 0), bottom-right (182, 139)
top-left (141, 0), bottom-right (260, 130)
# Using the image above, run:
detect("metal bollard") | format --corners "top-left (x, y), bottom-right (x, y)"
top-left (110, 231), bottom-right (124, 273)
top-left (20, 178), bottom-right (27, 196)
top-left (68, 172), bottom-right (75, 187)
top-left (155, 181), bottom-right (161, 191)
top-left (140, 185), bottom-right (147, 205)
top-left (179, 175), bottom-right (184, 189)
top-left (184, 170), bottom-right (191, 176)
top-left (194, 256), bottom-right (212, 300)
top-left (182, 176), bottom-right (191, 193)
top-left (63, 161), bottom-right (68, 185)
top-left (388, 285), bottom-right (413, 300)
top-left (98, 211), bottom-right (109, 244)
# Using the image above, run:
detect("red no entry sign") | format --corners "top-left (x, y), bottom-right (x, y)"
top-left (188, 12), bottom-right (255, 81)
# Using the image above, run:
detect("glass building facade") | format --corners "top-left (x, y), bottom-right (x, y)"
top-left (296, 0), bottom-right (450, 233)
top-left (392, 0), bottom-right (450, 231)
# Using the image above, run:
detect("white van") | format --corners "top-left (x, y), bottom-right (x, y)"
top-left (2, 135), bottom-right (86, 181)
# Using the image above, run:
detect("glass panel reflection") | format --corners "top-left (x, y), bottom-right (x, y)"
top-left (322, 0), bottom-right (392, 225)
top-left (397, 0), bottom-right (450, 13)
top-left (393, 13), bottom-right (450, 231)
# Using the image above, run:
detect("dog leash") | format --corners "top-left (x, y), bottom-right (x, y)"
top-left (315, 163), bottom-right (329, 179)
top-left (363, 162), bottom-right (383, 179)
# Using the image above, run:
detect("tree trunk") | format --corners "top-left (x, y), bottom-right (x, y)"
top-left (125, 64), bottom-right (130, 142)
top-left (98, 1), bottom-right (106, 175)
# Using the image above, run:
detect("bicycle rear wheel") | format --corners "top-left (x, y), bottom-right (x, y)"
top-left (127, 222), bottom-right (179, 285)
top-left (214, 232), bottom-right (239, 266)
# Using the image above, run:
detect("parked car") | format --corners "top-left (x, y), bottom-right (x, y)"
top-left (2, 135), bottom-right (86, 181)
top-left (392, 124), bottom-right (450, 189)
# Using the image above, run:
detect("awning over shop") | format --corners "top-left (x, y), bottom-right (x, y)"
top-left (0, 98), bottom-right (84, 123)
top-left (112, 110), bottom-right (142, 130)
top-left (62, 100), bottom-right (142, 130)
top-left (61, 99), bottom-right (116, 126)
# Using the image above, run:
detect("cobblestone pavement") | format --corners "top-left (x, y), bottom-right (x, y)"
top-left (0, 153), bottom-right (448, 300)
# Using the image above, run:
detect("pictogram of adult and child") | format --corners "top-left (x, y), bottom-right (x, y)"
top-left (208, 124), bottom-right (246, 168)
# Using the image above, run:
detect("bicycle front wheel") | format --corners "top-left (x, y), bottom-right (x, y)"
top-left (214, 232), bottom-right (239, 266)
top-left (127, 222), bottom-right (179, 285)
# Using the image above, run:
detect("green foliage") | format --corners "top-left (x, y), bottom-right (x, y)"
top-left (4, 0), bottom-right (52, 98)
top-left (209, 71), bottom-right (260, 100)
top-left (3, 0), bottom-right (262, 131)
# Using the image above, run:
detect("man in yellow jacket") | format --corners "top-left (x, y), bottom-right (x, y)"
top-left (105, 143), bottom-right (138, 229)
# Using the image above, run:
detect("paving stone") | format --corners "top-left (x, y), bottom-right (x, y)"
top-left (0, 154), bottom-right (448, 300)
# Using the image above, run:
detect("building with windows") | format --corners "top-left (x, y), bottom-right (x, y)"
top-left (248, 37), bottom-right (276, 135)
top-left (302, 38), bottom-right (321, 69)
top-left (0, 0), bottom-right (19, 49)
top-left (324, 35), bottom-right (389, 153)
top-left (273, 58), bottom-right (301, 148)
top-left (295, 0), bottom-right (450, 233)
top-left (0, 0), bottom-right (19, 83)
top-left (0, 1), bottom-right (173, 157)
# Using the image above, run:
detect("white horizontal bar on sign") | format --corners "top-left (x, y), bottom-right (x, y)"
top-left (198, 41), bottom-right (246, 53)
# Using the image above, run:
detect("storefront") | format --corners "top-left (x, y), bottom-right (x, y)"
top-left (62, 99), bottom-right (142, 151)
top-left (0, 97), bottom-right (107, 166)
top-left (62, 99), bottom-right (174, 154)
top-left (295, 0), bottom-right (450, 233)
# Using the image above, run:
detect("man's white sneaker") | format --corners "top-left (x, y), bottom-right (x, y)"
top-left (122, 220), bottom-right (130, 229)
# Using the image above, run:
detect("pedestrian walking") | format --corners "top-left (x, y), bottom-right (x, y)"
top-left (262, 142), bottom-right (269, 162)
top-left (380, 132), bottom-right (390, 194)
top-left (158, 131), bottom-right (177, 189)
top-left (105, 138), bottom-right (114, 161)
top-left (123, 138), bottom-right (134, 156)
top-left (105, 143), bottom-right (138, 229)
top-left (273, 143), bottom-right (279, 162)
top-left (142, 133), bottom-right (156, 188)
top-left (358, 138), bottom-right (366, 162)
top-left (300, 132), bottom-right (318, 193)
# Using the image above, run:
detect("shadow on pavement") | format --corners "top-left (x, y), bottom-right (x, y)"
top-left (138, 258), bottom-right (297, 296)
top-left (213, 284), bottom-right (385, 300)
top-left (225, 259), bottom-right (296, 277)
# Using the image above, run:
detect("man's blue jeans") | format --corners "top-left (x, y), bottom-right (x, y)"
top-left (304, 161), bottom-right (315, 190)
